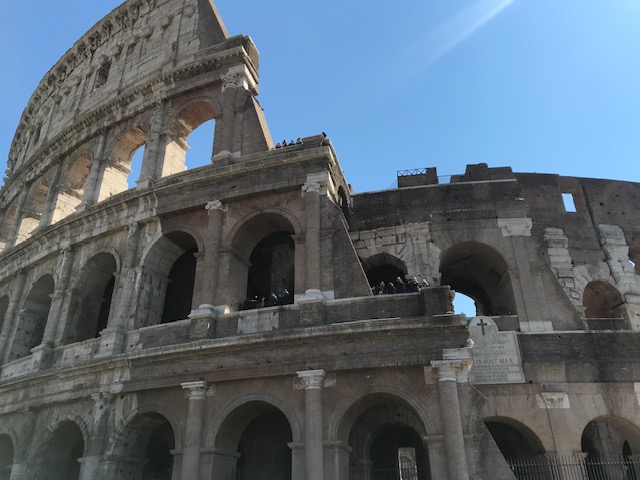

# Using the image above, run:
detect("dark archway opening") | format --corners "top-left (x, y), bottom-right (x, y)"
top-left (369, 425), bottom-right (429, 480)
top-left (440, 242), bottom-right (516, 316)
top-left (142, 421), bottom-right (175, 480)
top-left (485, 420), bottom-right (546, 480)
top-left (161, 248), bottom-right (197, 323)
top-left (235, 410), bottom-right (293, 480)
top-left (245, 232), bottom-right (294, 309)
top-left (583, 281), bottom-right (625, 330)
top-left (582, 418), bottom-right (640, 479)
top-left (65, 253), bottom-right (117, 344)
top-left (363, 253), bottom-right (409, 295)
top-left (0, 435), bottom-right (13, 480)
top-left (36, 421), bottom-right (84, 480)
top-left (10, 275), bottom-right (54, 360)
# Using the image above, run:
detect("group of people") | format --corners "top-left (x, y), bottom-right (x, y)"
top-left (371, 276), bottom-right (428, 295)
top-left (243, 289), bottom-right (292, 310)
top-left (275, 138), bottom-right (303, 149)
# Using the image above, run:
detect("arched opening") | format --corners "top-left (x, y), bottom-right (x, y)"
top-left (99, 128), bottom-right (146, 200)
top-left (127, 146), bottom-right (145, 189)
top-left (116, 412), bottom-right (176, 480)
top-left (33, 421), bottom-right (84, 480)
top-left (173, 100), bottom-right (216, 171)
top-left (244, 232), bottom-right (294, 309)
top-left (9, 274), bottom-right (54, 360)
top-left (583, 281), bottom-right (624, 329)
top-left (0, 296), bottom-right (9, 345)
top-left (15, 178), bottom-right (49, 245)
top-left (484, 418), bottom-right (546, 480)
top-left (140, 231), bottom-right (199, 327)
top-left (52, 155), bottom-right (91, 223)
top-left (485, 419), bottom-right (545, 459)
top-left (215, 401), bottom-right (293, 480)
top-left (342, 395), bottom-right (431, 480)
top-left (0, 203), bottom-right (19, 251)
top-left (582, 417), bottom-right (640, 479)
top-left (0, 434), bottom-right (14, 480)
top-left (230, 214), bottom-right (296, 311)
top-left (161, 247), bottom-right (197, 323)
top-left (65, 253), bottom-right (117, 344)
top-left (363, 253), bottom-right (409, 295)
top-left (439, 242), bottom-right (516, 316)
top-left (453, 292), bottom-right (477, 317)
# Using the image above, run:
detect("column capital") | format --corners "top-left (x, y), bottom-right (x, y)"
top-left (205, 200), bottom-right (227, 213)
top-left (182, 380), bottom-right (208, 400)
top-left (91, 392), bottom-right (114, 407)
top-left (302, 181), bottom-right (322, 195)
top-left (430, 360), bottom-right (471, 383)
top-left (297, 369), bottom-right (326, 389)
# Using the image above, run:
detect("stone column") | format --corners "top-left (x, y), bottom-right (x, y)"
top-left (79, 393), bottom-right (114, 480)
top-left (302, 181), bottom-right (322, 295)
top-left (214, 68), bottom-right (244, 159)
top-left (38, 158), bottom-right (64, 229)
top-left (0, 270), bottom-right (27, 363)
top-left (9, 409), bottom-right (37, 480)
top-left (180, 381), bottom-right (208, 480)
top-left (324, 441), bottom-right (351, 480)
top-left (201, 200), bottom-right (225, 309)
top-left (6, 187), bottom-right (30, 249)
top-left (79, 128), bottom-right (107, 209)
top-left (430, 361), bottom-right (470, 480)
top-left (41, 248), bottom-right (75, 348)
top-left (139, 101), bottom-right (170, 187)
top-left (297, 369), bottom-right (326, 480)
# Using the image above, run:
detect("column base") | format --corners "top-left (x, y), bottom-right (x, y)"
top-left (30, 344), bottom-right (53, 370)
top-left (189, 305), bottom-right (218, 339)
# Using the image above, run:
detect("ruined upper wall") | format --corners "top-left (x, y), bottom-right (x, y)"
top-left (6, 0), bottom-right (255, 176)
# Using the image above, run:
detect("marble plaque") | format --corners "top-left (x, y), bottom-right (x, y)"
top-left (469, 316), bottom-right (525, 384)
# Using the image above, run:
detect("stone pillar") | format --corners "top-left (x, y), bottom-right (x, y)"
top-left (214, 67), bottom-right (245, 159)
top-left (79, 393), bottom-right (114, 480)
top-left (302, 181), bottom-right (322, 295)
top-left (38, 158), bottom-right (64, 229)
top-left (100, 223), bottom-right (141, 355)
top-left (297, 369), bottom-right (326, 480)
top-left (181, 381), bottom-right (209, 480)
top-left (139, 101), bottom-right (170, 187)
top-left (41, 248), bottom-right (75, 349)
top-left (9, 409), bottom-right (37, 480)
top-left (202, 200), bottom-right (226, 309)
top-left (6, 187), bottom-right (30, 249)
top-left (0, 270), bottom-right (27, 363)
top-left (79, 128), bottom-right (107, 209)
top-left (430, 361), bottom-right (470, 480)
top-left (324, 441), bottom-right (351, 480)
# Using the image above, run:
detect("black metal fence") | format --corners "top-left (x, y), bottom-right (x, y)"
top-left (507, 455), bottom-right (639, 480)
top-left (349, 461), bottom-right (423, 480)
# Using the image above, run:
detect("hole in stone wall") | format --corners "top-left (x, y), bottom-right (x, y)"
top-left (562, 192), bottom-right (577, 212)
top-left (185, 119), bottom-right (214, 169)
top-left (453, 292), bottom-right (477, 317)
top-left (127, 146), bottom-right (145, 188)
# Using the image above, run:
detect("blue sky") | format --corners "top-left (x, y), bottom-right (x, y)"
top-left (1, 1), bottom-right (639, 193)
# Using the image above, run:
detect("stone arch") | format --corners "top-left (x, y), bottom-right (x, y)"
top-left (439, 241), bottom-right (516, 316)
top-left (583, 280), bottom-right (624, 321)
top-left (97, 126), bottom-right (147, 201)
top-left (0, 433), bottom-right (14, 480)
top-left (334, 391), bottom-right (435, 480)
top-left (169, 96), bottom-right (219, 169)
top-left (64, 251), bottom-right (119, 344)
top-left (581, 415), bottom-right (640, 457)
top-left (15, 177), bottom-right (50, 245)
top-left (0, 296), bottom-right (9, 345)
top-left (31, 419), bottom-right (85, 480)
top-left (228, 210), bottom-right (300, 310)
top-left (108, 407), bottom-right (180, 480)
top-left (51, 152), bottom-right (92, 223)
top-left (484, 416), bottom-right (546, 459)
top-left (9, 274), bottom-right (55, 361)
top-left (329, 385), bottom-right (437, 442)
top-left (212, 395), bottom-right (300, 480)
top-left (362, 252), bottom-right (409, 291)
top-left (138, 230), bottom-right (200, 326)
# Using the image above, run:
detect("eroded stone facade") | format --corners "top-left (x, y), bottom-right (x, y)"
top-left (1, 1), bottom-right (640, 479)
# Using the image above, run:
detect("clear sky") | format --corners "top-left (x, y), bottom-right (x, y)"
top-left (1, 1), bottom-right (639, 193)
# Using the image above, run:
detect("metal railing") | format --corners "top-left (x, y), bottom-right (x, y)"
top-left (507, 455), bottom-right (639, 480)
top-left (585, 317), bottom-right (626, 331)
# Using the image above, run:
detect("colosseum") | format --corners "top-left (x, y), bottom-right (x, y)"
top-left (1, 0), bottom-right (640, 479)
